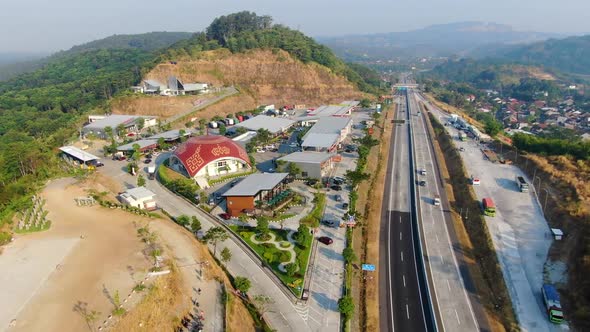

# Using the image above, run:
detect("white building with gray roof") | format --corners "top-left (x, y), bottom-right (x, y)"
top-left (82, 115), bottom-right (157, 139)
top-left (277, 152), bottom-right (334, 179)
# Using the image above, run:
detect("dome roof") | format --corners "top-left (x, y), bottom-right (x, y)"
top-left (173, 135), bottom-right (250, 177)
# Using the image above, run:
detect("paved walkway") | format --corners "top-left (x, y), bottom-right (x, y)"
top-left (249, 231), bottom-right (297, 273)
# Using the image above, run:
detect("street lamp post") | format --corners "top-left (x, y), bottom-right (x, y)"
top-left (542, 188), bottom-right (550, 214)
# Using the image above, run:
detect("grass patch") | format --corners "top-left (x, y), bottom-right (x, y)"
top-left (229, 225), bottom-right (311, 297)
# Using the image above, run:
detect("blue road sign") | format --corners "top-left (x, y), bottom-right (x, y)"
top-left (362, 264), bottom-right (376, 272)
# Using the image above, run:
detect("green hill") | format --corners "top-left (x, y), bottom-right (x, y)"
top-left (499, 35), bottom-right (590, 75)
top-left (0, 11), bottom-right (381, 237)
top-left (0, 32), bottom-right (193, 81)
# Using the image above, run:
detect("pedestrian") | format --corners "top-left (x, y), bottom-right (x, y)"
top-left (197, 288), bottom-right (202, 295)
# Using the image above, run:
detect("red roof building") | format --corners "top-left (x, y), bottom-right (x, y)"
top-left (169, 135), bottom-right (251, 179)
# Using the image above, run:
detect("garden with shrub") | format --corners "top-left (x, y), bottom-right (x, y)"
top-left (229, 223), bottom-right (312, 297)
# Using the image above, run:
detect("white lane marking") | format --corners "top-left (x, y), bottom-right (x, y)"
top-left (403, 275), bottom-right (406, 287)
top-left (436, 234), bottom-right (440, 243)
top-left (447, 279), bottom-right (451, 292)
top-left (400, 232), bottom-right (402, 240)
top-left (455, 309), bottom-right (461, 325)
top-left (400, 251), bottom-right (404, 262)
top-left (416, 92), bottom-right (479, 330)
top-left (406, 304), bottom-right (410, 319)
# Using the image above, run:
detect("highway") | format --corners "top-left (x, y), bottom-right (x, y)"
top-left (379, 90), bottom-right (429, 332)
top-left (379, 76), bottom-right (488, 331)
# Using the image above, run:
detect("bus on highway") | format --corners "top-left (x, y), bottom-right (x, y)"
top-left (482, 198), bottom-right (496, 217)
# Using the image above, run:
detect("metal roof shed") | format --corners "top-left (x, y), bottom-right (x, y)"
top-left (234, 115), bottom-right (295, 134)
top-left (277, 151), bottom-right (334, 164)
top-left (117, 139), bottom-right (158, 152)
top-left (59, 146), bottom-right (100, 162)
top-left (301, 133), bottom-right (339, 150)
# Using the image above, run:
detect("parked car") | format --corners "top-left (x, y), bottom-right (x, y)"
top-left (90, 160), bottom-right (104, 167)
top-left (306, 179), bottom-right (318, 187)
top-left (144, 159), bottom-right (152, 164)
top-left (318, 236), bottom-right (333, 245)
top-left (230, 180), bottom-right (239, 187)
top-left (335, 194), bottom-right (343, 202)
top-left (322, 219), bottom-right (339, 227)
top-left (459, 147), bottom-right (465, 152)
top-left (219, 213), bottom-right (232, 220)
top-left (330, 185), bottom-right (342, 191)
top-left (342, 202), bottom-right (349, 209)
top-left (419, 180), bottom-right (426, 186)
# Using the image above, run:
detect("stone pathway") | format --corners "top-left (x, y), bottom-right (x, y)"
top-left (249, 231), bottom-right (297, 273)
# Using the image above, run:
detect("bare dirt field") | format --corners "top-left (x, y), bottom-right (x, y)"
top-left (3, 177), bottom-right (152, 332)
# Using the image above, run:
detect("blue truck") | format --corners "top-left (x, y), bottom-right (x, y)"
top-left (542, 284), bottom-right (564, 324)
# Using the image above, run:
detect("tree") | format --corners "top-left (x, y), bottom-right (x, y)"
top-left (203, 226), bottom-right (229, 256)
top-left (179, 129), bottom-right (187, 142)
top-left (256, 128), bottom-right (271, 144)
top-left (234, 276), bottom-right (251, 293)
top-left (191, 216), bottom-right (202, 233)
top-left (220, 247), bottom-right (232, 265)
top-left (285, 262), bottom-right (298, 276)
top-left (104, 126), bottom-right (113, 139)
top-left (137, 174), bottom-right (146, 187)
top-left (338, 296), bottom-right (355, 320)
top-left (116, 124), bottom-right (125, 137)
top-left (345, 169), bottom-right (370, 187)
top-left (255, 217), bottom-right (269, 235)
top-left (294, 224), bottom-right (311, 247)
top-left (132, 143), bottom-right (141, 161)
top-left (360, 98), bottom-right (371, 108)
top-left (136, 117), bottom-right (145, 131)
top-left (176, 215), bottom-right (190, 227)
top-left (185, 121), bottom-right (194, 128)
top-left (484, 119), bottom-right (502, 137)
top-left (219, 124), bottom-right (227, 135)
top-left (343, 247), bottom-right (357, 264)
top-left (253, 295), bottom-right (274, 316)
top-left (287, 162), bottom-right (301, 178)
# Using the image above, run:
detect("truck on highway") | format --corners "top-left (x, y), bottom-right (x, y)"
top-left (515, 176), bottom-right (529, 192)
top-left (433, 195), bottom-right (441, 206)
top-left (542, 284), bottom-right (564, 324)
top-left (482, 198), bottom-right (496, 217)
top-left (459, 132), bottom-right (467, 141)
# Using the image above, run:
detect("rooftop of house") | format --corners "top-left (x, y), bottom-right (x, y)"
top-left (222, 173), bottom-right (288, 197)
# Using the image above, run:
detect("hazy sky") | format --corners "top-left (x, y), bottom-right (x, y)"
top-left (2, 0), bottom-right (589, 53)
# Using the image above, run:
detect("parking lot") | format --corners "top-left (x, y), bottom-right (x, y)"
top-left (305, 109), bottom-right (370, 331)
top-left (431, 110), bottom-right (559, 332)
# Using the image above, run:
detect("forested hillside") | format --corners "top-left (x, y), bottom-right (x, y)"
top-left (469, 35), bottom-right (590, 77)
top-left (0, 11), bottom-right (381, 242)
top-left (155, 11), bottom-right (383, 95)
top-left (0, 32), bottom-right (193, 81)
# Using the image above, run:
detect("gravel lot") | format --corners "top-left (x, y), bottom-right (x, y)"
top-left (430, 109), bottom-right (566, 332)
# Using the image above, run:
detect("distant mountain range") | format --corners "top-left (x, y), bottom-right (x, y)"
top-left (318, 21), bottom-right (563, 60)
